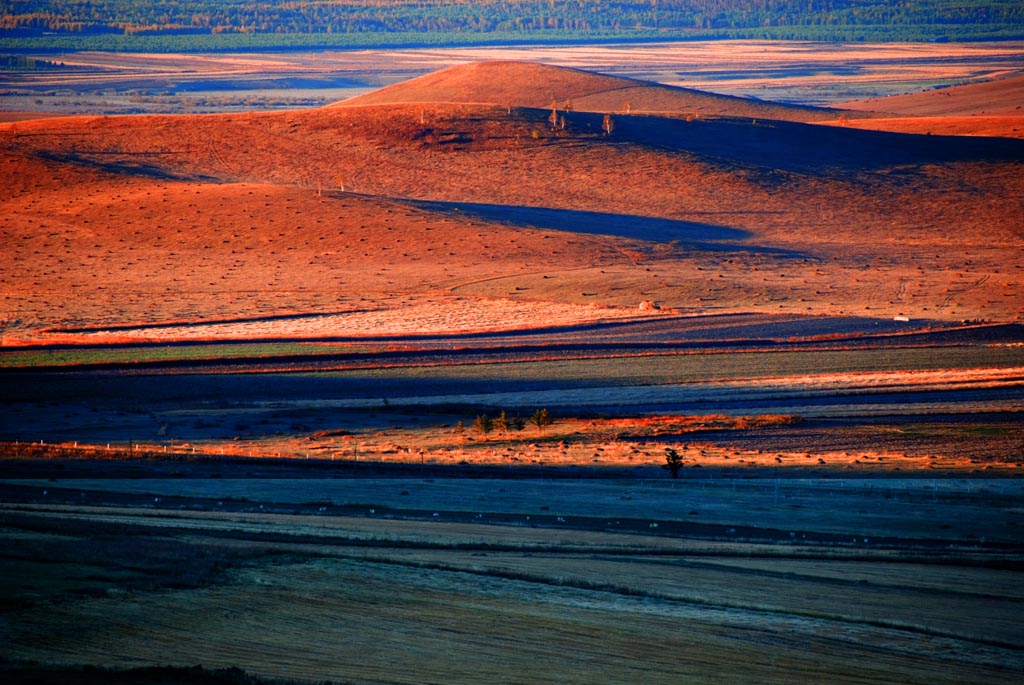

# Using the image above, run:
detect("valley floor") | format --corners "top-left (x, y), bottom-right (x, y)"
top-left (1, 460), bottom-right (1022, 685)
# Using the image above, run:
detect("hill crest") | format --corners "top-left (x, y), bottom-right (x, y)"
top-left (333, 60), bottom-right (843, 123)
top-left (841, 72), bottom-right (1024, 117)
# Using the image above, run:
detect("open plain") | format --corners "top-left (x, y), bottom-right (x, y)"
top-left (2, 42), bottom-right (1023, 683)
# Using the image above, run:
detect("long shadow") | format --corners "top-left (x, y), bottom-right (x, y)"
top-left (35, 150), bottom-right (210, 182)
top-left (400, 198), bottom-right (798, 255)
top-left (610, 113), bottom-right (1024, 175)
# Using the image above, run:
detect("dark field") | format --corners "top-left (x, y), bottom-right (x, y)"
top-left (2, 317), bottom-right (1023, 683)
top-left (2, 455), bottom-right (1023, 685)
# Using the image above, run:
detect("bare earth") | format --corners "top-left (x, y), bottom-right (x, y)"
top-left (1, 47), bottom-right (1023, 685)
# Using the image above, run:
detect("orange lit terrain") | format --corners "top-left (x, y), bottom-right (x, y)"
top-left (2, 60), bottom-right (1023, 463)
top-left (2, 62), bottom-right (1022, 342)
top-left (2, 57), bottom-right (1024, 685)
top-left (831, 71), bottom-right (1024, 138)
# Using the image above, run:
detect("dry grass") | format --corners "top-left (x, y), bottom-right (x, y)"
top-left (841, 72), bottom-right (1024, 117)
top-left (821, 115), bottom-right (1024, 139)
top-left (3, 54), bottom-right (1024, 685)
top-left (43, 298), bottom-right (655, 343)
top-left (334, 60), bottom-right (840, 121)
top-left (3, 494), bottom-right (1022, 684)
top-left (2, 89), bottom-right (1023, 342)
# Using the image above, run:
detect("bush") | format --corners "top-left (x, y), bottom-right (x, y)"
top-left (474, 414), bottom-right (493, 434)
top-left (530, 408), bottom-right (552, 431)
top-left (663, 447), bottom-right (684, 479)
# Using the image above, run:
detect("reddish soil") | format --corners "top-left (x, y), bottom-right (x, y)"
top-left (3, 63), bottom-right (1022, 345)
top-left (842, 72), bottom-right (1024, 117)
top-left (829, 71), bottom-right (1024, 139)
top-left (821, 115), bottom-right (1024, 139)
top-left (336, 60), bottom-right (846, 121)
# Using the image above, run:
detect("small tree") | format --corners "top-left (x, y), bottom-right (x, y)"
top-left (474, 414), bottom-right (493, 434)
top-left (530, 408), bottom-right (552, 431)
top-left (509, 415), bottom-right (525, 432)
top-left (663, 447), bottom-right (684, 479)
top-left (602, 113), bottom-right (614, 136)
top-left (494, 410), bottom-right (509, 433)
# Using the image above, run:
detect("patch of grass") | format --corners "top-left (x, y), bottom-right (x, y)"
top-left (332, 345), bottom-right (1024, 387)
top-left (0, 343), bottom-right (370, 369)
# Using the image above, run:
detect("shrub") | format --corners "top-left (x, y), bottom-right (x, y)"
top-left (530, 408), bottom-right (552, 431)
top-left (663, 447), bottom-right (684, 479)
top-left (474, 414), bottom-right (493, 434)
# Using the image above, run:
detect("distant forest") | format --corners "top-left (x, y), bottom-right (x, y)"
top-left (2, 0), bottom-right (1023, 52)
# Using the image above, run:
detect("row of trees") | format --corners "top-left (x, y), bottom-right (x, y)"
top-left (0, 54), bottom-right (63, 69)
top-left (2, 1), bottom-right (1021, 40)
top-left (466, 408), bottom-right (552, 435)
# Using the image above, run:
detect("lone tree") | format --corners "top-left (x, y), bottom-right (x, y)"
top-left (602, 113), bottom-right (614, 136)
top-left (663, 447), bottom-right (684, 479)
top-left (530, 408), bottom-right (552, 431)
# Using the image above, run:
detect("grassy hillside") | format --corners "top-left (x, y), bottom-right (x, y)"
top-left (2, 63), bottom-right (1023, 343)
top-left (334, 61), bottom-right (844, 123)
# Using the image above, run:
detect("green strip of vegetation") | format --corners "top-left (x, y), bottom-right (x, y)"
top-left (1, 1), bottom-right (1022, 53)
top-left (326, 345), bottom-right (1024, 385)
top-left (4, 25), bottom-right (1024, 54)
top-left (3, 342), bottom-right (1021, 380)
top-left (0, 342), bottom-right (365, 368)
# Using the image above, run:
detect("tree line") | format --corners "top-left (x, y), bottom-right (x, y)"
top-left (1, 0), bottom-right (1022, 50)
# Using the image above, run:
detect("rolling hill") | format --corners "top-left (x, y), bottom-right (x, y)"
top-left (2, 62), bottom-right (1023, 344)
top-left (334, 60), bottom-right (848, 123)
top-left (842, 72), bottom-right (1024, 117)
top-left (831, 71), bottom-right (1024, 138)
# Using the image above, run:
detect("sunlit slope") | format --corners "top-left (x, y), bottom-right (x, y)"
top-left (333, 60), bottom-right (845, 123)
top-left (842, 72), bottom-right (1024, 117)
top-left (3, 68), bottom-right (1023, 338)
top-left (828, 71), bottom-right (1024, 139)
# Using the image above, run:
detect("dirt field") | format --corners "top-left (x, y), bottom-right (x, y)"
top-left (1, 460), bottom-right (1022, 685)
top-left (2, 44), bottom-right (1023, 684)
top-left (3, 41), bottom-right (1023, 115)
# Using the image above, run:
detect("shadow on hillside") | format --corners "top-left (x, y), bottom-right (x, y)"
top-left (35, 150), bottom-right (208, 182)
top-left (400, 198), bottom-right (797, 254)
top-left (611, 114), bottom-right (1024, 175)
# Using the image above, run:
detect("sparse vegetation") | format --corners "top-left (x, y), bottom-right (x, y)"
top-left (474, 414), bottom-right (494, 434)
top-left (663, 447), bottom-right (685, 478)
top-left (530, 408), bottom-right (552, 432)
top-left (2, 39), bottom-right (1024, 685)
top-left (602, 112), bottom-right (614, 136)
